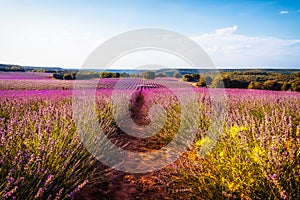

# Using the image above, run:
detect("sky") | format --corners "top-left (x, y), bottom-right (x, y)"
top-left (0, 0), bottom-right (299, 69)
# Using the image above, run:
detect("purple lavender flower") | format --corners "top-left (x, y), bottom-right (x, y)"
top-left (280, 191), bottom-right (287, 199)
top-left (270, 147), bottom-right (276, 151)
top-left (8, 177), bottom-right (14, 183)
top-left (271, 174), bottom-right (278, 180)
top-left (70, 191), bottom-right (75, 198)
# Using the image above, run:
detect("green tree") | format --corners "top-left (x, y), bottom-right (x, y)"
top-left (263, 80), bottom-right (281, 91)
top-left (143, 71), bottom-right (156, 79)
top-left (196, 76), bottom-right (207, 87)
top-left (173, 72), bottom-right (182, 78)
top-left (281, 82), bottom-right (291, 91)
top-left (101, 72), bottom-right (113, 78)
top-left (291, 79), bottom-right (300, 91)
top-left (214, 78), bottom-right (231, 88)
top-left (63, 73), bottom-right (74, 80)
top-left (121, 72), bottom-right (130, 78)
top-left (112, 72), bottom-right (120, 78)
top-left (192, 74), bottom-right (200, 81)
top-left (156, 72), bottom-right (166, 77)
top-left (183, 74), bottom-right (194, 82)
top-left (248, 81), bottom-right (263, 90)
top-left (53, 73), bottom-right (64, 80)
top-left (205, 76), bottom-right (213, 85)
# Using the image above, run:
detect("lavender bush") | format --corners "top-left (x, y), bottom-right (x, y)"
top-left (1, 73), bottom-right (300, 199)
top-left (0, 92), bottom-right (110, 199)
top-left (168, 89), bottom-right (300, 199)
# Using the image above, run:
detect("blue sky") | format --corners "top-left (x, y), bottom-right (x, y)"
top-left (0, 0), bottom-right (299, 68)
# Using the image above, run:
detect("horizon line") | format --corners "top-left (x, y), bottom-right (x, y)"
top-left (0, 62), bottom-right (299, 70)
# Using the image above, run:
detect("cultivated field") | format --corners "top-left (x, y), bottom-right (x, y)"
top-left (0, 72), bottom-right (299, 199)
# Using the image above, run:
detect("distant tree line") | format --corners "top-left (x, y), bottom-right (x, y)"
top-left (183, 70), bottom-right (300, 92)
top-left (0, 64), bottom-right (25, 72)
top-left (248, 79), bottom-right (300, 91)
top-left (52, 70), bottom-right (185, 80)
top-left (2, 63), bottom-right (299, 91)
top-left (31, 69), bottom-right (58, 73)
top-left (52, 72), bottom-right (131, 80)
top-left (0, 64), bottom-right (63, 72)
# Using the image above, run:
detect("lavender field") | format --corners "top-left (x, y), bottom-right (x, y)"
top-left (1, 72), bottom-right (300, 199)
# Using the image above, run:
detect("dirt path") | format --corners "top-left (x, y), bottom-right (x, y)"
top-left (76, 93), bottom-right (171, 199)
top-left (76, 131), bottom-right (170, 200)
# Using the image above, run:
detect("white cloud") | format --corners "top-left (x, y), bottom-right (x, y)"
top-left (192, 25), bottom-right (300, 68)
top-left (280, 11), bottom-right (289, 14)
top-left (215, 25), bottom-right (238, 36)
top-left (1, 23), bottom-right (299, 69)
top-left (111, 26), bottom-right (300, 69)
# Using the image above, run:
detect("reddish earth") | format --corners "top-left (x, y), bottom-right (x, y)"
top-left (76, 92), bottom-right (174, 199)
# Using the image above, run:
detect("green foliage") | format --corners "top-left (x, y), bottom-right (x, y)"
top-left (156, 72), bottom-right (167, 77)
top-left (0, 64), bottom-right (25, 72)
top-left (204, 76), bottom-right (213, 85)
top-left (183, 74), bottom-right (195, 82)
top-left (75, 72), bottom-right (100, 80)
top-left (52, 72), bottom-right (121, 80)
top-left (183, 74), bottom-right (202, 82)
top-left (173, 72), bottom-right (182, 78)
top-left (112, 72), bottom-right (120, 78)
top-left (291, 79), bottom-right (300, 91)
top-left (101, 72), bottom-right (113, 78)
top-left (63, 73), bottom-right (74, 80)
top-left (263, 80), bottom-right (282, 91)
top-left (99, 71), bottom-right (121, 78)
top-left (192, 74), bottom-right (200, 81)
top-left (248, 81), bottom-right (263, 90)
top-left (247, 79), bottom-right (300, 91)
top-left (121, 72), bottom-right (130, 78)
top-left (53, 73), bottom-right (64, 80)
top-left (213, 79), bottom-right (227, 88)
top-left (291, 72), bottom-right (300, 78)
top-left (142, 71), bottom-right (156, 79)
top-left (196, 76), bottom-right (207, 87)
top-left (11, 66), bottom-right (24, 71)
top-left (281, 82), bottom-right (291, 91)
